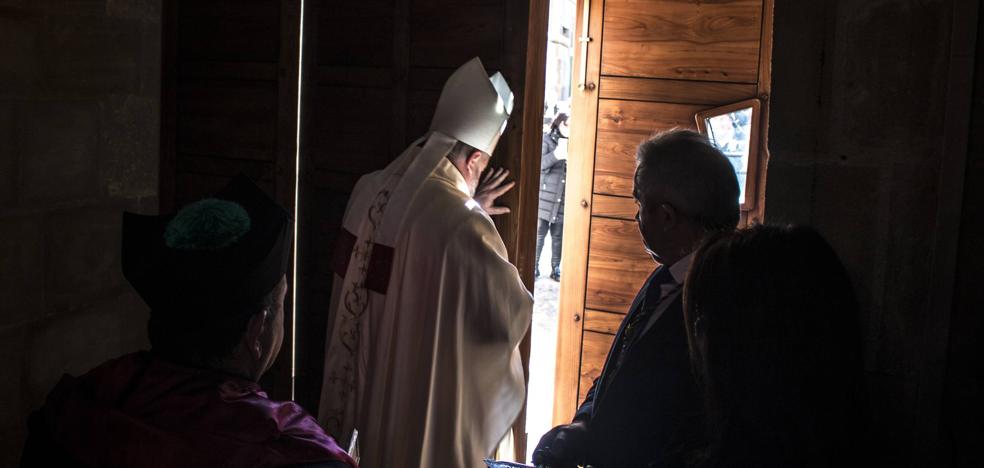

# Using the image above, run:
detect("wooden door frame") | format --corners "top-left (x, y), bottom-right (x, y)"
top-left (508, 0), bottom-right (550, 461)
top-left (552, 0), bottom-right (604, 425)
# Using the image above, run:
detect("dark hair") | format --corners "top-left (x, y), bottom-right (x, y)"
top-left (683, 225), bottom-right (865, 468)
top-left (634, 129), bottom-right (740, 231)
top-left (148, 285), bottom-right (279, 365)
top-left (549, 112), bottom-right (569, 134)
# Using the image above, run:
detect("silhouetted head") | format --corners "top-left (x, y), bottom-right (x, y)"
top-left (123, 176), bottom-right (292, 381)
top-left (632, 129), bottom-right (740, 265)
top-left (684, 224), bottom-right (865, 468)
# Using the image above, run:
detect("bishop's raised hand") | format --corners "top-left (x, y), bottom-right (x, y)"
top-left (474, 167), bottom-right (515, 216)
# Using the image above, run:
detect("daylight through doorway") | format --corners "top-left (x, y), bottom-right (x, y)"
top-left (524, 0), bottom-right (576, 462)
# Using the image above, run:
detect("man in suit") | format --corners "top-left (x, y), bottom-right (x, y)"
top-left (533, 129), bottom-right (740, 468)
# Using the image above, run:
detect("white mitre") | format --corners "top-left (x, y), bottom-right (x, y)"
top-left (429, 57), bottom-right (514, 155)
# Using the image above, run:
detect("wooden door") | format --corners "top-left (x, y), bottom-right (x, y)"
top-left (160, 0), bottom-right (303, 400)
top-left (553, 0), bottom-right (774, 423)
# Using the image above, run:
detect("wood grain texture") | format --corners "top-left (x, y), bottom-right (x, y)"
top-left (592, 193), bottom-right (637, 220)
top-left (585, 216), bottom-right (655, 313)
top-left (601, 0), bottom-right (763, 83)
top-left (578, 331), bottom-right (615, 404)
top-left (600, 76), bottom-right (757, 104)
top-left (409, 3), bottom-right (504, 68)
top-left (554, 0), bottom-right (604, 425)
top-left (584, 308), bottom-right (626, 335)
top-left (594, 99), bottom-right (705, 197)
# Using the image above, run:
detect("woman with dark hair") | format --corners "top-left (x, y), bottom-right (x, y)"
top-left (683, 224), bottom-right (866, 468)
top-left (536, 112), bottom-right (569, 280)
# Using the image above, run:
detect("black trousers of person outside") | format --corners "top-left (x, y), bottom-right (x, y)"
top-left (535, 218), bottom-right (563, 277)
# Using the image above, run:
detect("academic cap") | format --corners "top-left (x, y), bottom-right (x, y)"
top-left (122, 175), bottom-right (291, 316)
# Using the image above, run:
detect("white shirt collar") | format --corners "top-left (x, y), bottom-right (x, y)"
top-left (668, 252), bottom-right (694, 285)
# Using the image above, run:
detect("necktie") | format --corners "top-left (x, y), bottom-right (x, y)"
top-left (615, 267), bottom-right (675, 368)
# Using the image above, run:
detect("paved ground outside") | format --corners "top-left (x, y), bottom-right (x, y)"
top-left (525, 233), bottom-right (562, 462)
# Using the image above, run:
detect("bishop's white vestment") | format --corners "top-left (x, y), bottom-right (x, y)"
top-left (319, 131), bottom-right (533, 468)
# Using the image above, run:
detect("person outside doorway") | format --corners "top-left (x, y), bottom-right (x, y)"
top-left (536, 112), bottom-right (569, 280)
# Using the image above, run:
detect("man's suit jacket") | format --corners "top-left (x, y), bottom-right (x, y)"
top-left (573, 268), bottom-right (705, 468)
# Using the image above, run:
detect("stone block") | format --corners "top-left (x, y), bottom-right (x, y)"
top-left (810, 163), bottom-right (885, 359)
top-left (115, 288), bottom-right (150, 352)
top-left (38, 14), bottom-right (141, 96)
top-left (99, 94), bottom-right (159, 198)
top-left (0, 215), bottom-right (44, 327)
top-left (25, 303), bottom-right (127, 409)
top-left (44, 204), bottom-right (125, 312)
top-left (826, 0), bottom-right (949, 166)
top-left (18, 100), bottom-right (100, 203)
top-left (761, 160), bottom-right (815, 225)
top-left (0, 324), bottom-right (30, 429)
top-left (0, 12), bottom-right (41, 99)
top-left (137, 17), bottom-right (162, 97)
top-left (0, 101), bottom-right (16, 207)
top-left (107, 0), bottom-right (162, 20)
top-left (768, 0), bottom-right (825, 160)
top-left (0, 325), bottom-right (31, 466)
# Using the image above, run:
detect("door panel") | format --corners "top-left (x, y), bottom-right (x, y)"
top-left (594, 100), bottom-right (705, 197)
top-left (584, 309), bottom-right (625, 335)
top-left (585, 217), bottom-right (653, 313)
top-left (579, 331), bottom-right (616, 403)
top-left (601, 0), bottom-right (764, 82)
top-left (554, 0), bottom-right (772, 425)
top-left (599, 76), bottom-right (757, 104)
top-left (592, 194), bottom-right (637, 220)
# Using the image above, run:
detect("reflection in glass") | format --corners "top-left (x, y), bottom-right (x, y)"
top-left (703, 107), bottom-right (752, 204)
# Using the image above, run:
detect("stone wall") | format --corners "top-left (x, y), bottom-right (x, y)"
top-left (767, 0), bottom-right (981, 466)
top-left (0, 1), bottom-right (160, 464)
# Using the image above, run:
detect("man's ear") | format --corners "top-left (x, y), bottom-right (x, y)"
top-left (245, 310), bottom-right (268, 360)
top-left (466, 150), bottom-right (484, 172)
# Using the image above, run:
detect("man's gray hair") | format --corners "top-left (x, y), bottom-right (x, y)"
top-left (633, 129), bottom-right (740, 231)
top-left (447, 141), bottom-right (486, 162)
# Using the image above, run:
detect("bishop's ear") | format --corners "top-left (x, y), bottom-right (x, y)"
top-left (245, 309), bottom-right (269, 360)
top-left (465, 150), bottom-right (485, 172)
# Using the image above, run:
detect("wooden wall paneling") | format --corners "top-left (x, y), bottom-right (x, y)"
top-left (591, 193), bottom-right (636, 220)
top-left (593, 100), bottom-right (705, 197)
top-left (160, 0), bottom-right (302, 400)
top-left (317, 1), bottom-right (394, 68)
top-left (175, 80), bottom-right (279, 162)
top-left (585, 216), bottom-right (654, 313)
top-left (578, 331), bottom-right (615, 404)
top-left (601, 0), bottom-right (763, 83)
top-left (177, 2), bottom-right (281, 62)
top-left (409, 1), bottom-right (504, 69)
top-left (599, 76), bottom-right (757, 105)
top-left (554, 0), bottom-right (605, 425)
top-left (583, 309), bottom-right (625, 335)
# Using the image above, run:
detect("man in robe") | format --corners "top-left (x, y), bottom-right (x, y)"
top-left (22, 176), bottom-right (356, 468)
top-left (533, 130), bottom-right (741, 467)
top-left (319, 57), bottom-right (532, 468)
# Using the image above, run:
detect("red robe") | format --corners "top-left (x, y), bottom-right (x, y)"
top-left (23, 351), bottom-right (356, 468)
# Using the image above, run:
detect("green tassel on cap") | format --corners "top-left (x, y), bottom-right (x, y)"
top-left (164, 198), bottom-right (251, 250)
